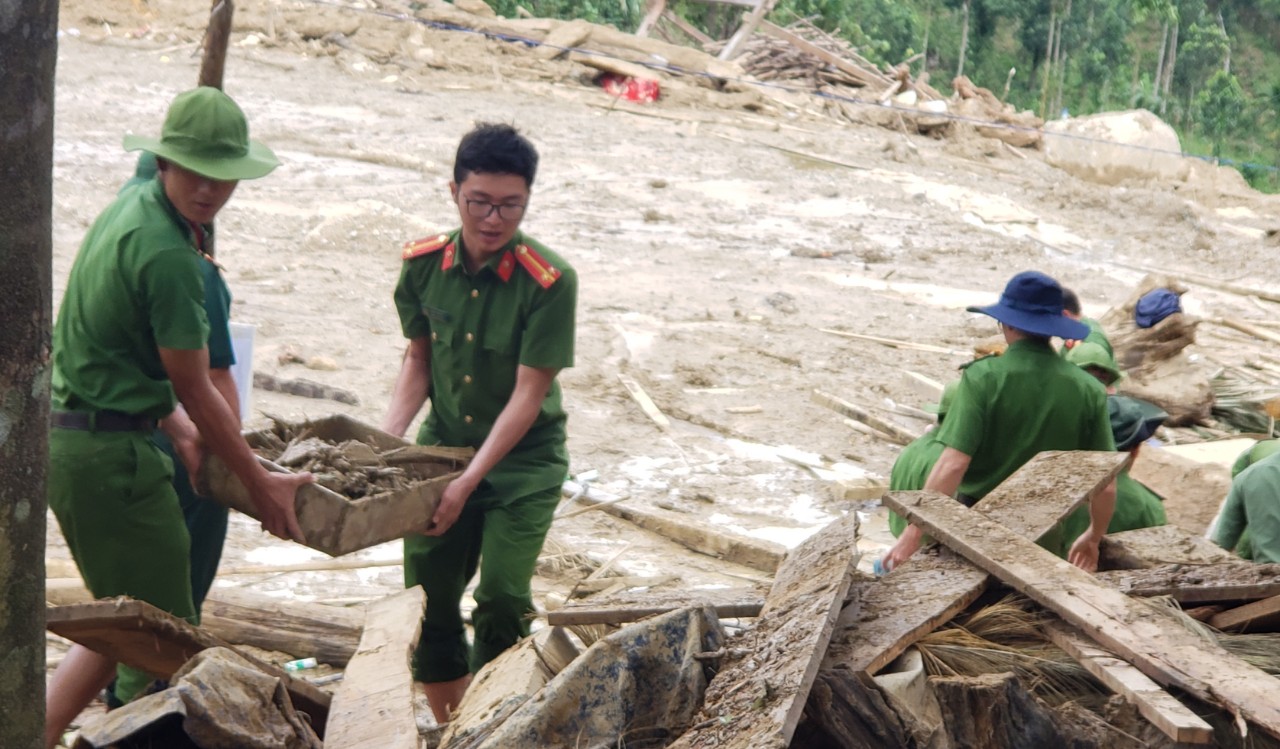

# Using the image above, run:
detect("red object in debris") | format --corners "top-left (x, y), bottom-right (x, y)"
top-left (599, 73), bottom-right (661, 103)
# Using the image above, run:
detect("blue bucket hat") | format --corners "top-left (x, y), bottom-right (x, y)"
top-left (1134, 288), bottom-right (1181, 329)
top-left (967, 271), bottom-right (1090, 340)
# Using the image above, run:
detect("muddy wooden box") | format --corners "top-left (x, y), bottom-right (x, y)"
top-left (200, 414), bottom-right (471, 556)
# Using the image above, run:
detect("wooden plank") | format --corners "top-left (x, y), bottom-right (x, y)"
top-left (438, 629), bottom-right (557, 748)
top-left (660, 9), bottom-right (713, 45)
top-left (1046, 622), bottom-right (1214, 744)
top-left (561, 480), bottom-right (785, 573)
top-left (47, 582), bottom-right (363, 666)
top-left (818, 327), bottom-right (965, 355)
top-left (617, 373), bottom-right (671, 430)
top-left (1097, 562), bottom-right (1280, 603)
top-left (823, 451), bottom-right (1128, 678)
top-left (45, 599), bottom-right (331, 734)
top-left (811, 389), bottom-right (918, 446)
top-left (885, 490), bottom-right (1280, 740)
top-left (1098, 524), bottom-right (1235, 570)
top-left (670, 513), bottom-right (860, 748)
top-left (325, 587), bottom-right (426, 749)
top-left (548, 585), bottom-right (766, 626)
top-left (1209, 595), bottom-right (1280, 633)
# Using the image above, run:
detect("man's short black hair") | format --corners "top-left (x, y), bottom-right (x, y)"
top-left (453, 123), bottom-right (539, 188)
top-left (1061, 288), bottom-right (1082, 316)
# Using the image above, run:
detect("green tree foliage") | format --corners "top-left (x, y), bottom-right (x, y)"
top-left (1195, 69), bottom-right (1247, 156)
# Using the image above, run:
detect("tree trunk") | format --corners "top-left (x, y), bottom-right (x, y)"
top-left (955, 0), bottom-right (970, 79)
top-left (1153, 20), bottom-right (1168, 102)
top-left (1052, 0), bottom-right (1072, 116)
top-left (1039, 4), bottom-right (1058, 119)
top-left (0, 1), bottom-right (58, 746)
top-left (1161, 21), bottom-right (1178, 114)
top-left (1217, 9), bottom-right (1229, 73)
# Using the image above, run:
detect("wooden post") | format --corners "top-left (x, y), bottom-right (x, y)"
top-left (716, 0), bottom-right (777, 61)
top-left (197, 0), bottom-right (235, 90)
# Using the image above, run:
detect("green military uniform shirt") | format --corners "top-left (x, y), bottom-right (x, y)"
top-left (53, 178), bottom-right (211, 419)
top-left (1060, 317), bottom-right (1113, 358)
top-left (887, 434), bottom-right (946, 537)
top-left (937, 338), bottom-right (1115, 502)
top-left (1232, 439), bottom-right (1280, 478)
top-left (1215, 452), bottom-right (1280, 564)
top-left (393, 229), bottom-right (576, 497)
top-left (1061, 471), bottom-right (1166, 553)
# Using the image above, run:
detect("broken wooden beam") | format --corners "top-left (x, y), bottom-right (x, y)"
top-left (1208, 595), bottom-right (1280, 633)
top-left (561, 480), bottom-right (786, 573)
top-left (47, 581), bottom-right (364, 666)
top-left (670, 512), bottom-right (860, 748)
top-left (45, 598), bottom-right (330, 735)
top-left (885, 489), bottom-right (1280, 740)
top-left (1096, 561), bottom-right (1280, 604)
top-left (439, 628), bottom-right (559, 748)
top-left (1046, 622), bottom-right (1213, 744)
top-left (325, 587), bottom-right (426, 749)
top-left (822, 450), bottom-right (1128, 677)
top-left (547, 585), bottom-right (766, 626)
top-left (758, 21), bottom-right (888, 86)
top-left (811, 389), bottom-right (918, 445)
top-left (617, 373), bottom-right (671, 430)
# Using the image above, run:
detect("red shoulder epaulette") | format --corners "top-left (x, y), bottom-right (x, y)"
top-left (514, 244), bottom-right (561, 290)
top-left (402, 234), bottom-right (451, 260)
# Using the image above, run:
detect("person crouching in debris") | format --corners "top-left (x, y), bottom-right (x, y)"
top-left (1213, 450), bottom-right (1280, 564)
top-left (1059, 396), bottom-right (1168, 552)
top-left (881, 271), bottom-right (1117, 573)
top-left (45, 88), bottom-right (310, 749)
top-left (382, 123), bottom-right (577, 724)
top-left (886, 380), bottom-right (958, 539)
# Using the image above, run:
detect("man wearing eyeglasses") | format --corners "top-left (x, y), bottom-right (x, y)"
top-left (383, 122), bottom-right (577, 724)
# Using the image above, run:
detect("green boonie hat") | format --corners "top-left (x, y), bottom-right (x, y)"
top-left (925, 380), bottom-right (960, 417)
top-left (123, 87), bottom-right (279, 181)
top-left (1108, 395), bottom-right (1168, 451)
top-left (1066, 341), bottom-right (1122, 386)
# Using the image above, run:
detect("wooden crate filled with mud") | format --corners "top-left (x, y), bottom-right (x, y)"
top-left (199, 414), bottom-right (472, 556)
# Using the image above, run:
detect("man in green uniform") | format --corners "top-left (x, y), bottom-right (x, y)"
top-left (1060, 287), bottom-right (1113, 357)
top-left (887, 381), bottom-right (957, 538)
top-left (383, 123), bottom-right (577, 724)
top-left (1065, 341), bottom-right (1122, 393)
top-left (1061, 396), bottom-right (1168, 550)
top-left (45, 88), bottom-right (309, 748)
top-left (96, 154), bottom-right (242, 712)
top-left (1214, 451), bottom-right (1280, 563)
top-left (1224, 439), bottom-right (1280, 560)
top-left (882, 271), bottom-right (1117, 573)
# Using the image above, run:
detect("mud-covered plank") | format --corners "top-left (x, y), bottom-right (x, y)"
top-left (824, 450), bottom-right (1128, 678)
top-left (1097, 562), bottom-right (1280, 603)
top-left (1046, 623), bottom-right (1213, 744)
top-left (1099, 524), bottom-right (1235, 570)
top-left (670, 512), bottom-right (860, 748)
top-left (325, 587), bottom-right (426, 749)
top-left (547, 585), bottom-right (767, 626)
top-left (886, 490), bottom-right (1280, 741)
top-left (45, 599), bottom-right (331, 733)
top-left (1208, 595), bottom-right (1280, 633)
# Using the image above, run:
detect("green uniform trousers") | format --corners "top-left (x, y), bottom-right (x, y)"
top-left (404, 483), bottom-right (560, 683)
top-left (49, 428), bottom-right (197, 703)
top-left (154, 430), bottom-right (230, 612)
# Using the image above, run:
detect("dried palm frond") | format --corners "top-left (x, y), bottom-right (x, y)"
top-left (1212, 374), bottom-right (1280, 437)
top-left (538, 536), bottom-right (600, 578)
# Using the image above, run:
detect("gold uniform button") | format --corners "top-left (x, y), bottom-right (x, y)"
top-left (464, 415), bottom-right (473, 424)
top-left (470, 289), bottom-right (479, 298)
top-left (465, 332), bottom-right (474, 342)
top-left (431, 331), bottom-right (438, 341)
top-left (517, 246), bottom-right (528, 255)
top-left (463, 375), bottom-right (473, 384)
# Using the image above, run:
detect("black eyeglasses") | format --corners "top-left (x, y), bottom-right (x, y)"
top-left (464, 198), bottom-right (526, 221)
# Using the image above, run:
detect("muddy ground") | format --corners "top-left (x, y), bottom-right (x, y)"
top-left (43, 0), bottom-right (1280, 736)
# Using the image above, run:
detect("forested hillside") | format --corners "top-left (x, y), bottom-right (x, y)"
top-left (482, 0), bottom-right (1280, 191)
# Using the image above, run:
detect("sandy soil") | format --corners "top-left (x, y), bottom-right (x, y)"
top-left (43, 0), bottom-right (1280, 738)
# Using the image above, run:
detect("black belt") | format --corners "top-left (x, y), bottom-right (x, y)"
top-left (51, 410), bottom-right (158, 433)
